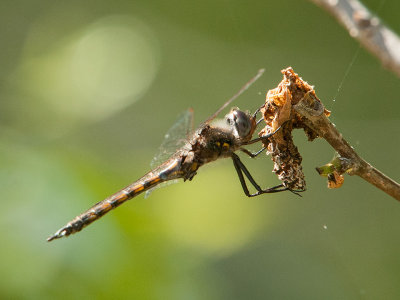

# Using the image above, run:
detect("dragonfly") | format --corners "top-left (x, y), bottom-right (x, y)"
top-left (47, 69), bottom-right (294, 242)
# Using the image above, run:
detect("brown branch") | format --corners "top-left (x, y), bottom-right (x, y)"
top-left (260, 67), bottom-right (400, 201)
top-left (310, 0), bottom-right (400, 78)
top-left (294, 93), bottom-right (400, 200)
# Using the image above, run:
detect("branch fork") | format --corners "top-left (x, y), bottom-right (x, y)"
top-left (260, 67), bottom-right (400, 201)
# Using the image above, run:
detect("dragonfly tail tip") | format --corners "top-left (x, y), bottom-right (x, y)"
top-left (47, 233), bottom-right (58, 242)
top-left (47, 227), bottom-right (69, 242)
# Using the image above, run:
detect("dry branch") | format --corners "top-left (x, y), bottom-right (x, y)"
top-left (259, 67), bottom-right (400, 201)
top-left (310, 0), bottom-right (400, 78)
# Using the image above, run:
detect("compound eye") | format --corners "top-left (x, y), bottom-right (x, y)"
top-left (224, 109), bottom-right (253, 138)
top-left (226, 115), bottom-right (234, 126)
top-left (233, 110), bottom-right (252, 137)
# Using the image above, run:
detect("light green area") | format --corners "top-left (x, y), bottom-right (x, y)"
top-left (1, 0), bottom-right (400, 299)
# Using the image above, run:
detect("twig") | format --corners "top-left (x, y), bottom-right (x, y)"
top-left (310, 0), bottom-right (400, 78)
top-left (260, 67), bottom-right (400, 201)
top-left (294, 92), bottom-right (400, 200)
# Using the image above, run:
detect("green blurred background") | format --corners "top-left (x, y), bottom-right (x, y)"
top-left (1, 0), bottom-right (400, 299)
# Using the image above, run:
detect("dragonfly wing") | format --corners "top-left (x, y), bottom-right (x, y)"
top-left (145, 109), bottom-right (194, 198)
top-left (202, 69), bottom-right (265, 125)
top-left (144, 180), bottom-right (180, 198)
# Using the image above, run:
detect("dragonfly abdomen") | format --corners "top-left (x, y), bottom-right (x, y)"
top-left (47, 158), bottom-right (184, 241)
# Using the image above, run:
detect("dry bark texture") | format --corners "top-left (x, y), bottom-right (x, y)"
top-left (259, 68), bottom-right (329, 191)
top-left (259, 67), bottom-right (400, 201)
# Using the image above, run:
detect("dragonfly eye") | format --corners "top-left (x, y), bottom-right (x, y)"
top-left (226, 109), bottom-right (252, 138)
top-left (226, 116), bottom-right (234, 126)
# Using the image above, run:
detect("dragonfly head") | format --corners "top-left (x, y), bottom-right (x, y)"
top-left (225, 108), bottom-right (256, 141)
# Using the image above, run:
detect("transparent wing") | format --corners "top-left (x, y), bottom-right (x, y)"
top-left (145, 109), bottom-right (194, 198)
top-left (150, 108), bottom-right (193, 168)
top-left (202, 69), bottom-right (265, 125)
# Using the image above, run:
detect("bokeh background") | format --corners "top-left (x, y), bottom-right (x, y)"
top-left (1, 0), bottom-right (400, 299)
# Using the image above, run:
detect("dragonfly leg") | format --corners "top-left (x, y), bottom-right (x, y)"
top-left (239, 147), bottom-right (266, 158)
top-left (251, 106), bottom-right (261, 119)
top-left (244, 124), bottom-right (283, 146)
top-left (288, 188), bottom-right (306, 197)
top-left (231, 153), bottom-right (297, 197)
top-left (232, 153), bottom-right (262, 195)
top-left (251, 106), bottom-right (265, 127)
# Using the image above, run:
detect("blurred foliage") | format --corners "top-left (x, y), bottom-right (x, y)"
top-left (1, 0), bottom-right (400, 299)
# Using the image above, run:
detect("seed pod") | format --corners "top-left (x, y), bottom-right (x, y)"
top-left (260, 67), bottom-right (333, 191)
top-left (259, 93), bottom-right (306, 191)
top-left (259, 67), bottom-right (325, 191)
